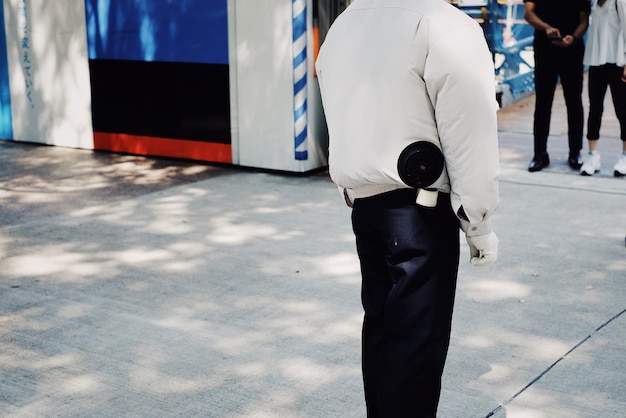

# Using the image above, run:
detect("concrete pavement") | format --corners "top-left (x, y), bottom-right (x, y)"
top-left (0, 82), bottom-right (625, 417)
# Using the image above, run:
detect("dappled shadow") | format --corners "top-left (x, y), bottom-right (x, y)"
top-left (85, 0), bottom-right (228, 64)
top-left (1, 143), bottom-right (625, 416)
top-left (3, 1), bottom-right (94, 149)
top-left (0, 167), bottom-right (366, 417)
top-left (439, 174), bottom-right (626, 417)
top-left (0, 141), bottom-right (220, 226)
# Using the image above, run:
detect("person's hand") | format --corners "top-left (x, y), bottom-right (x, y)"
top-left (621, 66), bottom-right (626, 83)
top-left (546, 27), bottom-right (562, 45)
top-left (545, 26), bottom-right (560, 38)
top-left (466, 232), bottom-right (498, 266)
top-left (560, 35), bottom-right (576, 47)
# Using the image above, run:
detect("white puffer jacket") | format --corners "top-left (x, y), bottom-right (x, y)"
top-left (316, 0), bottom-right (500, 236)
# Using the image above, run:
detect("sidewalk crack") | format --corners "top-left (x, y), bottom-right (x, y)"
top-left (484, 307), bottom-right (626, 418)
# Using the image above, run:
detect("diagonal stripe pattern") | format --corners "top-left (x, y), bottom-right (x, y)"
top-left (292, 0), bottom-right (308, 160)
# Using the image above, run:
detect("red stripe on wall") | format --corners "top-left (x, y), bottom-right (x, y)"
top-left (93, 132), bottom-right (233, 164)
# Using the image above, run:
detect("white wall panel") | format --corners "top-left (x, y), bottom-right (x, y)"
top-left (3, 0), bottom-right (93, 148)
top-left (230, 0), bottom-right (328, 172)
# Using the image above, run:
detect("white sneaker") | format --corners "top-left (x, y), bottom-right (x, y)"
top-left (614, 154), bottom-right (626, 177)
top-left (580, 152), bottom-right (601, 176)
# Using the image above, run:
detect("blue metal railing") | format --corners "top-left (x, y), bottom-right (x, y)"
top-left (456, 0), bottom-right (535, 103)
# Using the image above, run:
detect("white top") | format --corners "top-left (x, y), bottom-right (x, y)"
top-left (584, 0), bottom-right (626, 66)
top-left (315, 0), bottom-right (500, 236)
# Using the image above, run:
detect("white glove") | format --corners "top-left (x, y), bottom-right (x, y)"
top-left (466, 232), bottom-right (498, 266)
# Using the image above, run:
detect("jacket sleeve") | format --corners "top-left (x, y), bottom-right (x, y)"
top-left (617, 0), bottom-right (626, 66)
top-left (424, 23), bottom-right (500, 236)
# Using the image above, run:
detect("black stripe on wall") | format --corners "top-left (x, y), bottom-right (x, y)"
top-left (89, 59), bottom-right (231, 144)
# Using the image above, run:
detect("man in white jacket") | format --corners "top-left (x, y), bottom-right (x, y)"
top-left (315, 0), bottom-right (500, 416)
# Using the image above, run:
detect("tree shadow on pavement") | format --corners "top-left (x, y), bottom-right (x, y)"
top-left (1, 142), bottom-right (625, 417)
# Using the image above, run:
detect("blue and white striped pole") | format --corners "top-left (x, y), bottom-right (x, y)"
top-left (292, 0), bottom-right (308, 161)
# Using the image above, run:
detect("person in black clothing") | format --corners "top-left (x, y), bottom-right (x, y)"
top-left (524, 0), bottom-right (591, 172)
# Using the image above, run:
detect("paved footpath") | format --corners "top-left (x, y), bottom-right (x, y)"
top-left (0, 84), bottom-right (625, 417)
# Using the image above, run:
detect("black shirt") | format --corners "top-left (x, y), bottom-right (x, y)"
top-left (524, 0), bottom-right (591, 45)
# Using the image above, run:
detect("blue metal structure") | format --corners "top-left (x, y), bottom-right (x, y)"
top-left (456, 0), bottom-right (535, 106)
top-left (0, 1), bottom-right (13, 140)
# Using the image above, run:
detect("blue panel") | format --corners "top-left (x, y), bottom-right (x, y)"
top-left (0, 2), bottom-right (13, 140)
top-left (85, 0), bottom-right (229, 64)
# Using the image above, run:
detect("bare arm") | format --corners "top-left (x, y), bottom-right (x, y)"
top-left (557, 10), bottom-right (590, 47)
top-left (568, 10), bottom-right (590, 44)
top-left (524, 3), bottom-right (588, 47)
top-left (524, 2), bottom-right (560, 37)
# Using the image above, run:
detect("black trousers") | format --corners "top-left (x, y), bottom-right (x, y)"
top-left (533, 42), bottom-right (585, 157)
top-left (587, 64), bottom-right (626, 141)
top-left (351, 189), bottom-right (460, 418)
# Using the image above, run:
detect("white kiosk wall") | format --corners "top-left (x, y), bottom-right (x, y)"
top-left (229, 0), bottom-right (328, 172)
top-left (1, 0), bottom-right (330, 173)
top-left (2, 0), bottom-right (93, 148)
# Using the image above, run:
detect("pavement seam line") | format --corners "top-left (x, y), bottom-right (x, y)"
top-left (484, 307), bottom-right (626, 418)
top-left (500, 179), bottom-right (626, 196)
